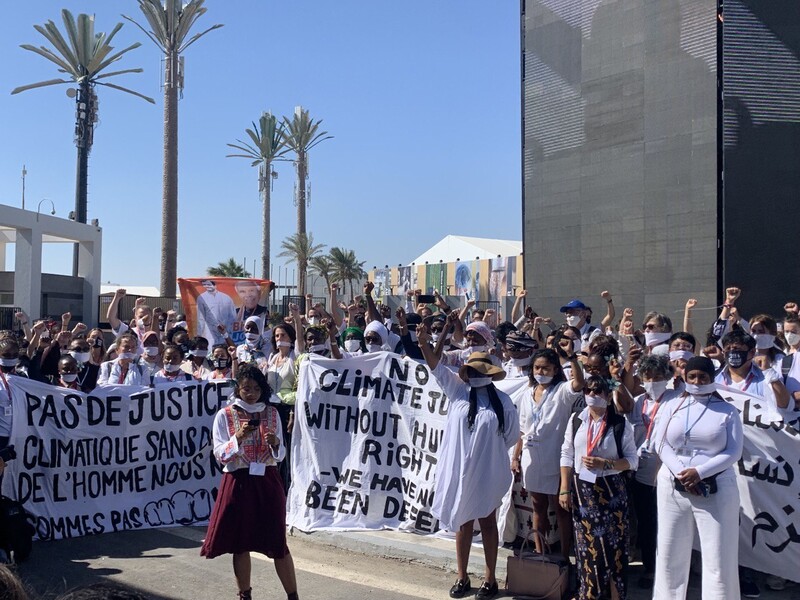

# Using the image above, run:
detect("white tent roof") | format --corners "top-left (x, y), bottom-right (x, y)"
top-left (409, 235), bottom-right (522, 265)
top-left (100, 285), bottom-right (163, 297)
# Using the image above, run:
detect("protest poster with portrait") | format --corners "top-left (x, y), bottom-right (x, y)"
top-left (1, 377), bottom-right (234, 541)
top-left (177, 277), bottom-right (273, 347)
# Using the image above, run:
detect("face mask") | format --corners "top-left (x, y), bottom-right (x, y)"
top-left (468, 376), bottom-right (492, 388)
top-left (534, 374), bottom-right (553, 385)
top-left (41, 332), bottom-right (51, 340)
top-left (565, 315), bottom-right (581, 327)
top-left (137, 319), bottom-right (147, 330)
top-left (61, 373), bottom-right (78, 383)
top-left (785, 332), bottom-right (800, 347)
top-left (309, 343), bottom-right (327, 354)
top-left (245, 333), bottom-right (260, 343)
top-left (277, 341), bottom-right (292, 348)
top-left (669, 350), bottom-right (694, 362)
top-left (686, 382), bottom-right (716, 396)
top-left (118, 352), bottom-right (137, 361)
top-left (70, 351), bottom-right (91, 363)
top-left (585, 393), bottom-right (608, 408)
top-left (308, 317), bottom-right (319, 326)
top-left (431, 333), bottom-right (441, 343)
top-left (643, 380), bottom-right (668, 400)
top-left (212, 358), bottom-right (229, 370)
top-left (344, 340), bottom-right (362, 352)
top-left (468, 344), bottom-right (487, 353)
top-left (753, 334), bottom-right (775, 350)
top-left (190, 349), bottom-right (209, 358)
top-left (644, 331), bottom-right (672, 347)
top-left (164, 363), bottom-right (182, 373)
top-left (0, 357), bottom-right (19, 368)
top-left (726, 350), bottom-right (749, 369)
top-left (510, 356), bottom-right (533, 368)
top-left (174, 321), bottom-right (188, 330)
top-left (143, 347), bottom-right (160, 357)
top-left (366, 343), bottom-right (382, 353)
top-left (92, 338), bottom-right (104, 348)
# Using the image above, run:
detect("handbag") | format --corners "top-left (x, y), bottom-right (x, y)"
top-left (505, 531), bottom-right (569, 600)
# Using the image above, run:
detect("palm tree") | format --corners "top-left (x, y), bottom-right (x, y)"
top-left (207, 258), bottom-right (250, 278)
top-left (226, 112), bottom-right (288, 280)
top-left (282, 106), bottom-right (333, 238)
top-left (309, 255), bottom-right (335, 293)
top-left (123, 0), bottom-right (223, 298)
top-left (329, 247), bottom-right (367, 301)
top-left (277, 233), bottom-right (325, 299)
top-left (12, 10), bottom-right (153, 274)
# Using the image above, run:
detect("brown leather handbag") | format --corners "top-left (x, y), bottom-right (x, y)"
top-left (505, 532), bottom-right (569, 599)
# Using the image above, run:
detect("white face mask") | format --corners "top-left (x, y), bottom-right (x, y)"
top-left (174, 321), bottom-right (188, 330)
top-left (308, 317), bottom-right (319, 326)
top-left (509, 356), bottom-right (533, 367)
top-left (565, 315), bottom-right (582, 327)
top-left (0, 357), bottom-right (19, 368)
top-left (366, 343), bottom-right (382, 353)
top-left (164, 363), bottom-right (182, 373)
top-left (70, 351), bottom-right (91, 363)
top-left (468, 376), bottom-right (492, 388)
top-left (61, 373), bottom-right (78, 383)
top-left (277, 341), bottom-right (292, 348)
top-left (669, 350), bottom-right (694, 362)
top-left (344, 339), bottom-right (362, 352)
top-left (245, 332), bottom-right (260, 343)
top-left (686, 382), bottom-right (716, 397)
top-left (753, 333), bottom-right (775, 350)
top-left (118, 352), bottom-right (137, 361)
top-left (143, 347), bottom-right (160, 357)
top-left (644, 331), bottom-right (672, 347)
top-left (468, 344), bottom-right (487, 353)
top-left (585, 393), bottom-right (608, 408)
top-left (308, 343), bottom-right (327, 354)
top-left (431, 333), bottom-right (440, 343)
top-left (643, 380), bottom-right (668, 400)
top-left (785, 332), bottom-right (800, 348)
top-left (533, 373), bottom-right (553, 385)
top-left (137, 319), bottom-right (147, 330)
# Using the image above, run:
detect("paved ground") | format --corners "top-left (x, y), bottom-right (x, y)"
top-left (9, 526), bottom-right (800, 599)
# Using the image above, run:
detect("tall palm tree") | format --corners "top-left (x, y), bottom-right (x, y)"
top-left (226, 112), bottom-right (288, 279)
top-left (309, 255), bottom-right (335, 293)
top-left (207, 258), bottom-right (250, 278)
top-left (277, 233), bottom-right (325, 299)
top-left (12, 10), bottom-right (153, 273)
top-left (282, 106), bottom-right (333, 238)
top-left (329, 247), bottom-right (367, 301)
top-left (123, 0), bottom-right (223, 298)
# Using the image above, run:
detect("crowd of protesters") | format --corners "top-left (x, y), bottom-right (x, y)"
top-left (0, 283), bottom-right (797, 599)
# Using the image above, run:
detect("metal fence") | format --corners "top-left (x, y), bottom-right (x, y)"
top-left (97, 296), bottom-right (183, 328)
top-left (0, 307), bottom-right (22, 332)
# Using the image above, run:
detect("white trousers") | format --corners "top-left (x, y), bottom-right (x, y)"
top-left (653, 468), bottom-right (740, 600)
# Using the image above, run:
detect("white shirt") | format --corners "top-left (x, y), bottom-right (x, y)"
top-left (560, 407), bottom-right (638, 476)
top-left (96, 360), bottom-right (144, 387)
top-left (0, 372), bottom-right (13, 437)
top-left (627, 389), bottom-right (681, 485)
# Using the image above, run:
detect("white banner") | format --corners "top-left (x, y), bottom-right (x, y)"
top-left (717, 386), bottom-right (800, 583)
top-left (1, 376), bottom-right (234, 541)
top-left (286, 353), bottom-right (527, 533)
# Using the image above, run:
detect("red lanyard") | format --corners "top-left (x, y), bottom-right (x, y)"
top-left (642, 398), bottom-right (663, 442)
top-left (724, 369), bottom-right (755, 391)
top-left (586, 414), bottom-right (608, 456)
top-left (0, 370), bottom-right (10, 398)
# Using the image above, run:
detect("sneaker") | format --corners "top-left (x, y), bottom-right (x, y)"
top-left (740, 575), bottom-right (761, 598)
top-left (449, 577), bottom-right (471, 599)
top-left (765, 575), bottom-right (786, 591)
top-left (475, 580), bottom-right (499, 600)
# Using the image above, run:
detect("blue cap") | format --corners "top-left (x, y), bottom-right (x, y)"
top-left (560, 299), bottom-right (588, 313)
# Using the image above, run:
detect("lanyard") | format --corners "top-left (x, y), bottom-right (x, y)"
top-left (530, 385), bottom-right (554, 430)
top-left (586, 414), bottom-right (607, 456)
top-left (642, 397), bottom-right (663, 442)
top-left (0, 370), bottom-right (11, 402)
top-left (723, 368), bottom-right (755, 391)
top-left (683, 399), bottom-right (710, 444)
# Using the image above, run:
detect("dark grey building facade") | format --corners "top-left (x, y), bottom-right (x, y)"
top-left (522, 0), bottom-right (800, 322)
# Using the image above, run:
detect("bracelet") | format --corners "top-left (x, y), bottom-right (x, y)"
top-left (604, 460), bottom-right (613, 470)
top-left (606, 299), bottom-right (613, 303)
top-left (559, 491), bottom-right (570, 496)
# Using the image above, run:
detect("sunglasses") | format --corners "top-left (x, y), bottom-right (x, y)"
top-left (364, 336), bottom-right (381, 343)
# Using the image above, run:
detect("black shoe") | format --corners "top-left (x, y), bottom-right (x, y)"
top-left (475, 580), bottom-right (499, 600)
top-left (449, 577), bottom-right (471, 598)
top-left (741, 576), bottom-right (761, 598)
top-left (637, 574), bottom-right (654, 589)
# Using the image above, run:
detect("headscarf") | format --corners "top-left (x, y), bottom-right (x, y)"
top-left (465, 320), bottom-right (493, 346)
top-left (342, 327), bottom-right (364, 341)
top-left (244, 315), bottom-right (264, 336)
top-left (364, 320), bottom-right (391, 350)
top-left (504, 330), bottom-right (538, 352)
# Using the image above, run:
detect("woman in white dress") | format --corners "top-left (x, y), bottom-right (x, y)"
top-left (416, 326), bottom-right (518, 600)
top-left (265, 324), bottom-right (298, 492)
top-left (512, 347), bottom-right (583, 558)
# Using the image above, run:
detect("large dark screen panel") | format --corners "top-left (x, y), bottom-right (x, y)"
top-left (722, 1), bottom-right (800, 317)
top-left (523, 0), bottom-right (718, 318)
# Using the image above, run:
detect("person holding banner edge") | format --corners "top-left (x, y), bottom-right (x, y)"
top-left (201, 364), bottom-right (299, 600)
top-left (416, 325), bottom-right (518, 600)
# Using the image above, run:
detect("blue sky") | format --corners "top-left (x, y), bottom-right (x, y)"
top-left (0, 1), bottom-right (521, 287)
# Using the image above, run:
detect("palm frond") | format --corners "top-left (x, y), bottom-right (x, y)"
top-left (94, 67), bottom-right (144, 80)
top-left (179, 23), bottom-right (224, 53)
top-left (19, 44), bottom-right (77, 76)
top-left (95, 80), bottom-right (155, 103)
top-left (11, 78), bottom-right (72, 94)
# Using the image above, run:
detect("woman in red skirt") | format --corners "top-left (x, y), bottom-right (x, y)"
top-left (201, 364), bottom-right (299, 600)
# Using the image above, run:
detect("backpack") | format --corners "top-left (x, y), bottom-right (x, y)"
top-left (0, 496), bottom-right (35, 562)
top-left (782, 353), bottom-right (795, 382)
top-left (571, 410), bottom-right (625, 459)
